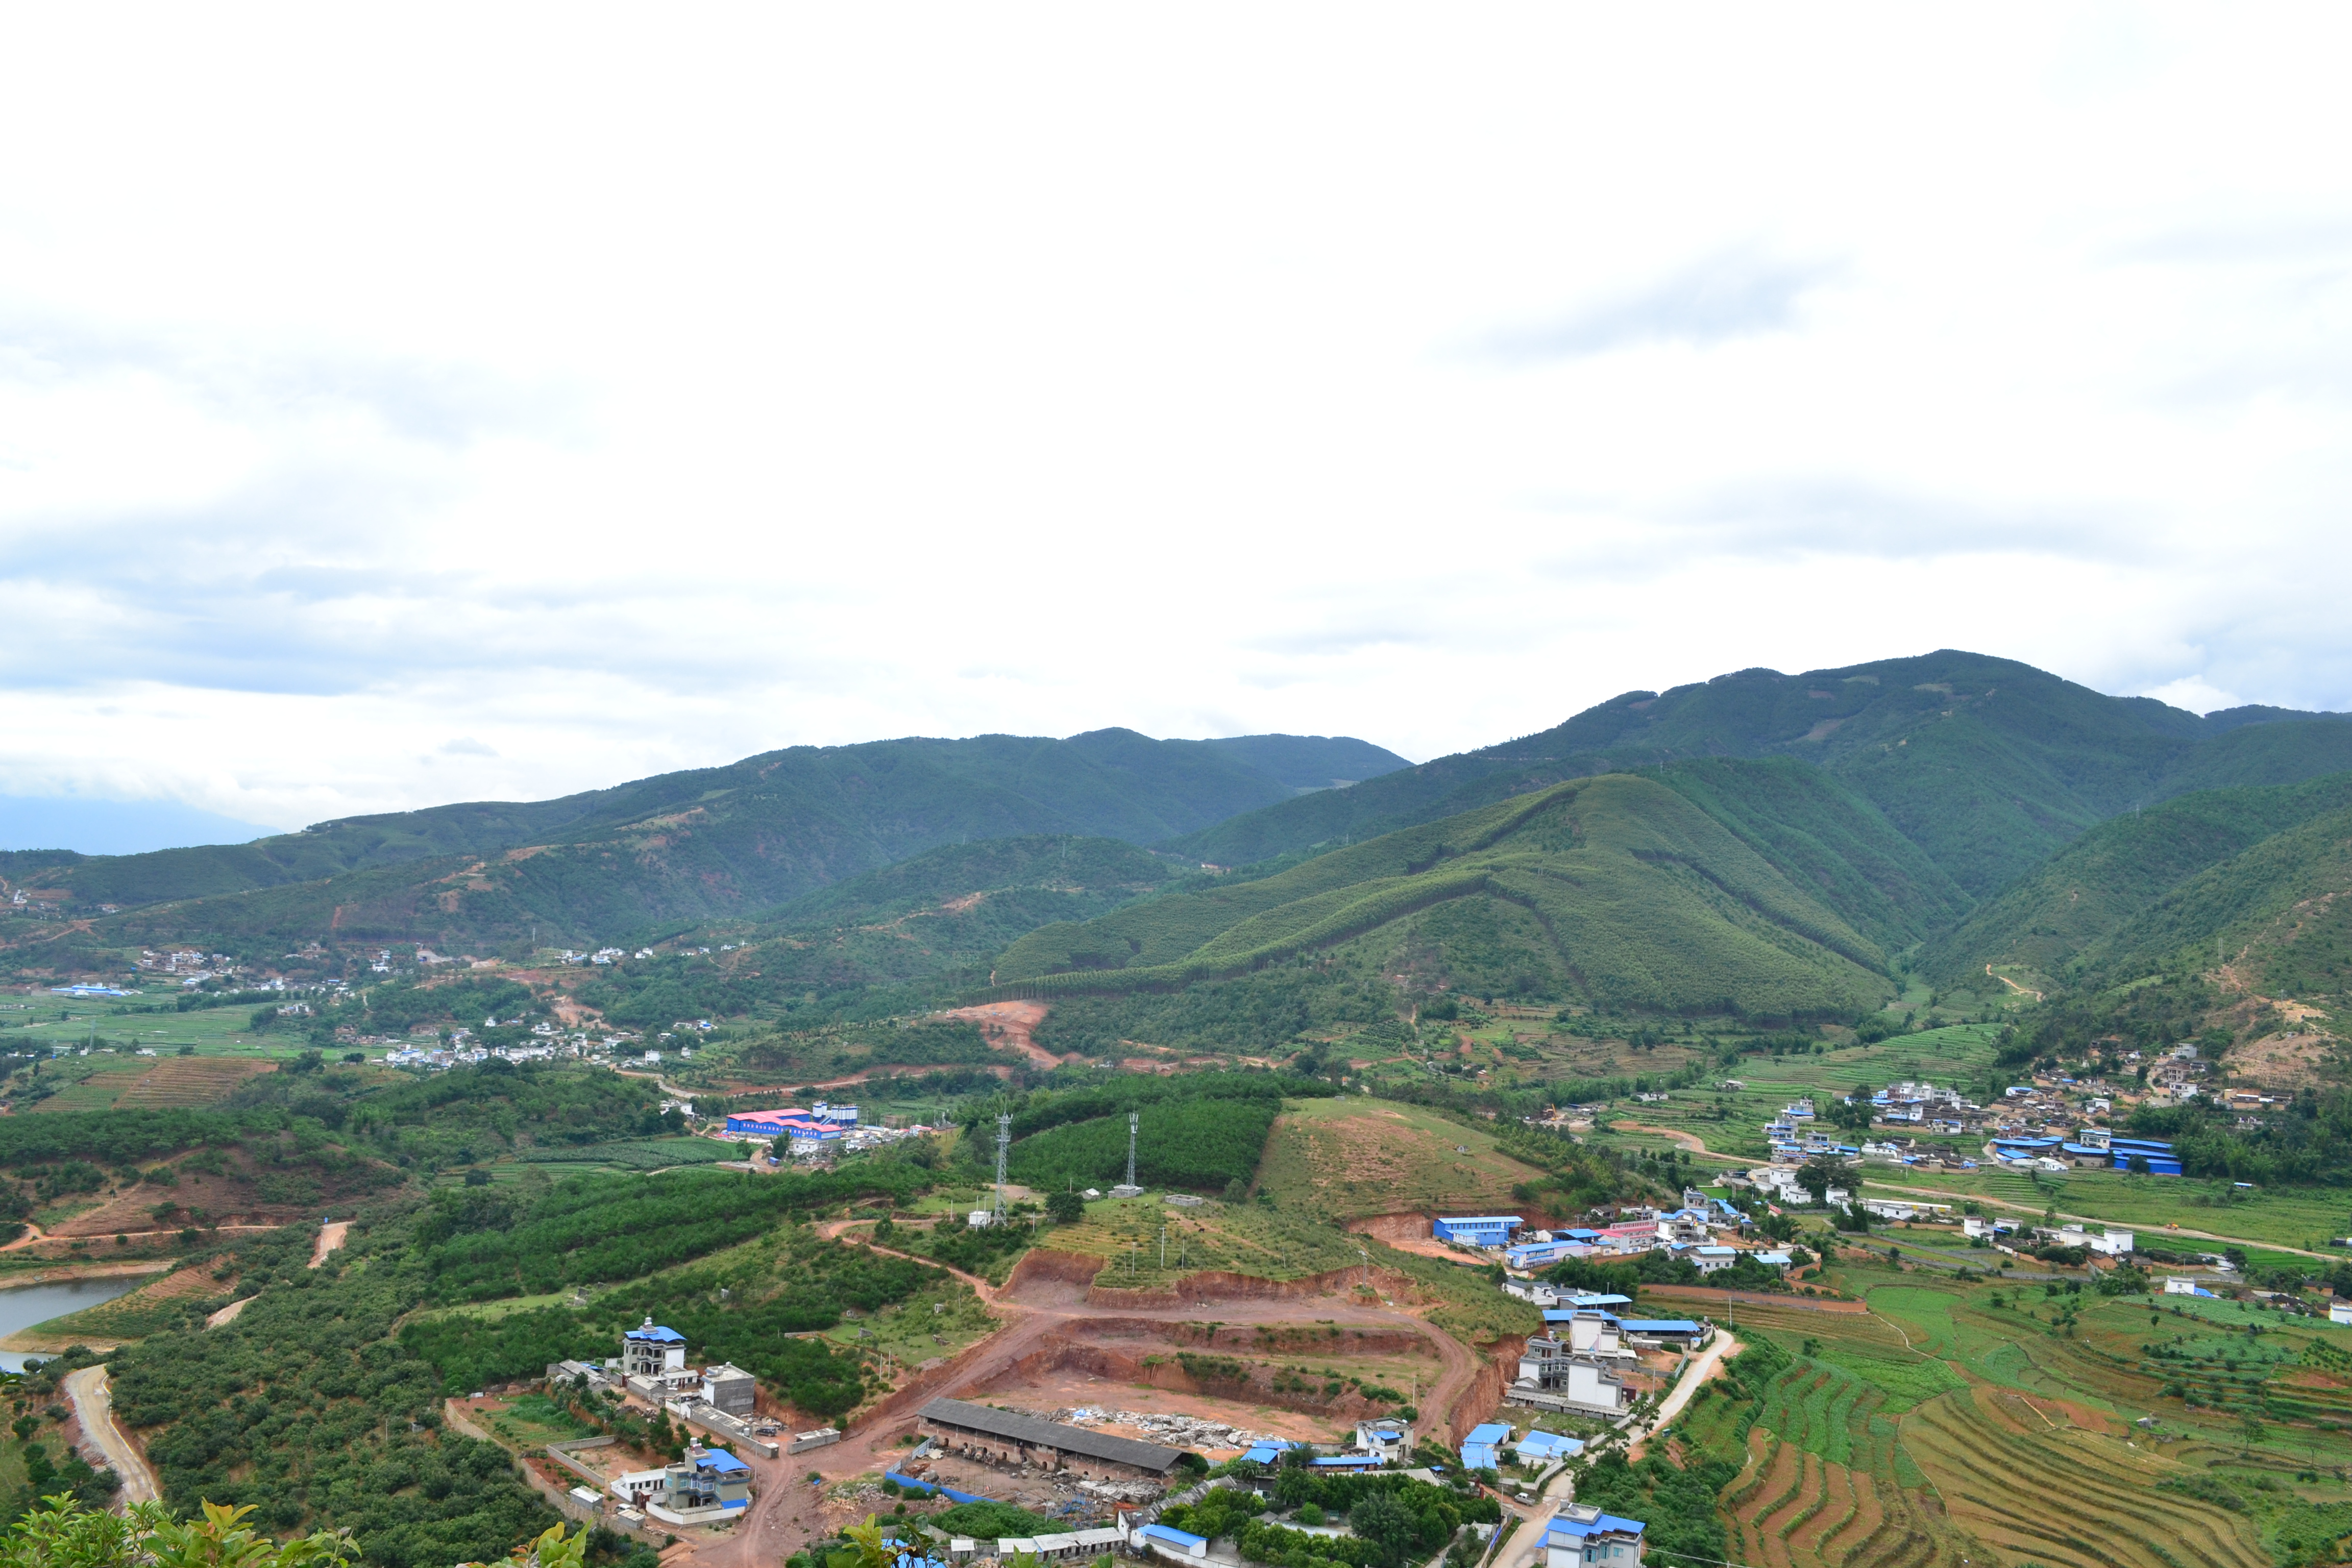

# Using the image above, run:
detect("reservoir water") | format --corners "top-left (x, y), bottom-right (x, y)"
top-left (0, 1275), bottom-right (144, 1371)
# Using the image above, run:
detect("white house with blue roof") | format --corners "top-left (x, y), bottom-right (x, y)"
top-left (645, 1445), bottom-right (753, 1525)
top-left (622, 1317), bottom-right (689, 1379)
top-left (1546, 1504), bottom-right (1645, 1568)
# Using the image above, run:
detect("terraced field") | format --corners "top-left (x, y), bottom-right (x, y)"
top-left (110, 1055), bottom-right (278, 1106)
top-left (1685, 1279), bottom-right (2352, 1568)
top-left (1713, 1352), bottom-right (1954, 1568)
top-left (1901, 1385), bottom-right (2268, 1568)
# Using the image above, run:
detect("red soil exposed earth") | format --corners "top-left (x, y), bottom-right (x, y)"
top-left (676, 1247), bottom-right (1505, 1568)
top-left (932, 1001), bottom-right (1067, 1069)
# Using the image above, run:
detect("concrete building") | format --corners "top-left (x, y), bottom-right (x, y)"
top-left (1546, 1505), bottom-right (1646, 1568)
top-left (1353, 1418), bottom-right (1413, 1464)
top-left (702, 1362), bottom-right (757, 1417)
top-left (647, 1447), bottom-right (753, 1525)
top-left (1514, 1336), bottom-right (1629, 1415)
top-left (1620, 1319), bottom-right (1712, 1349)
top-left (622, 1319), bottom-right (688, 1380)
top-left (2332, 1302), bottom-right (2352, 1326)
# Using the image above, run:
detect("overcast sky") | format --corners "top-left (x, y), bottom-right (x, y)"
top-left (5, 6), bottom-right (2351, 837)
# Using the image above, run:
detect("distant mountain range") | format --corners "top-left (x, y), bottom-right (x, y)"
top-left (1168, 650), bottom-right (2352, 897)
top-left (5, 650), bottom-right (2348, 1030)
top-left (0, 730), bottom-right (1410, 960)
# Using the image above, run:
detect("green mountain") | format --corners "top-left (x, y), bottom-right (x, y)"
top-left (0, 731), bottom-right (1404, 960)
top-left (991, 773), bottom-right (1900, 1019)
top-left (1170, 650), bottom-right (2352, 898)
top-left (1921, 772), bottom-right (2352, 989)
top-left (2067, 802), bottom-right (2352, 1000)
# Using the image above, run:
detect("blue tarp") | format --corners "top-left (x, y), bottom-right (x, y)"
top-left (886, 1471), bottom-right (995, 1504)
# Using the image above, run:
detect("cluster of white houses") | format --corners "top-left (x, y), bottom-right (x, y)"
top-left (544, 1320), bottom-right (764, 1525)
top-left (1439, 1203), bottom-right (1790, 1278)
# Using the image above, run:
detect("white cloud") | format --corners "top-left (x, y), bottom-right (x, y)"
top-left (0, 6), bottom-right (2349, 830)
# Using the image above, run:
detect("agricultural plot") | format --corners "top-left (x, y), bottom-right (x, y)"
top-left (1253, 1096), bottom-right (1546, 1219)
top-left (1700, 1268), bottom-right (2352, 1568)
top-left (1045, 1194), bottom-right (1373, 1290)
top-left (512, 1137), bottom-right (735, 1172)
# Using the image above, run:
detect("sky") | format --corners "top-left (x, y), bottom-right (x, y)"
top-left (5, 6), bottom-right (2352, 844)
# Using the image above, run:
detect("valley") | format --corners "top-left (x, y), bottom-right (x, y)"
top-left (3, 650), bottom-right (2352, 1568)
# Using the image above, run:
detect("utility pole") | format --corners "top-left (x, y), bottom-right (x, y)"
top-left (994, 1113), bottom-right (1011, 1221)
top-left (1160, 1226), bottom-right (1167, 1270)
top-left (1359, 1247), bottom-right (1370, 1291)
top-left (1126, 1112), bottom-right (1139, 1189)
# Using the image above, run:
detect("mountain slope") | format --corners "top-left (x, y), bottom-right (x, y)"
top-left (1920, 771), bottom-right (2352, 988)
top-left (0, 730), bottom-right (1401, 957)
top-left (2071, 802), bottom-right (2352, 998)
top-left (1168, 650), bottom-right (2352, 897)
top-left (990, 774), bottom-right (1898, 1019)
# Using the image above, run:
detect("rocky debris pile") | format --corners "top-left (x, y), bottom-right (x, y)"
top-left (1077, 1478), bottom-right (1165, 1504)
top-left (1056, 1408), bottom-right (1285, 1450)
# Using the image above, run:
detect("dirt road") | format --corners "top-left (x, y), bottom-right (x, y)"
top-left (64, 1366), bottom-right (157, 1504)
top-left (311, 1221), bottom-right (351, 1268)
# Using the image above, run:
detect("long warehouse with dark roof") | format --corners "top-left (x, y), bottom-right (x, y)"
top-left (917, 1398), bottom-right (1186, 1476)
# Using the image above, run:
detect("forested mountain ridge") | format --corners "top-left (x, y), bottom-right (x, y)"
top-left (0, 731), bottom-right (1405, 964)
top-left (1921, 772), bottom-right (2352, 989)
top-left (993, 773), bottom-right (1901, 1020)
top-left (1169, 650), bottom-right (2352, 896)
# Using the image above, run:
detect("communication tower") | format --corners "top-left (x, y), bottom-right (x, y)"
top-left (993, 1113), bottom-right (1011, 1220)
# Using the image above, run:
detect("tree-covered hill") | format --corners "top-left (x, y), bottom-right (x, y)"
top-left (1921, 771), bottom-right (2352, 989)
top-left (1167, 650), bottom-right (2352, 897)
top-left (0, 731), bottom-right (1403, 962)
top-left (990, 774), bottom-right (1901, 1020)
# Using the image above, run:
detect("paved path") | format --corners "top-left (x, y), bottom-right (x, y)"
top-left (1633, 1332), bottom-right (1739, 1455)
top-left (64, 1366), bottom-right (158, 1504)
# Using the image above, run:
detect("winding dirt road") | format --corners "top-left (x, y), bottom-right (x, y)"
top-left (63, 1366), bottom-right (157, 1504)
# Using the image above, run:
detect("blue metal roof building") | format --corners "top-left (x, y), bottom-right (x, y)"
top-left (1137, 1524), bottom-right (1209, 1557)
top-left (626, 1322), bottom-right (687, 1343)
top-left (1546, 1509), bottom-right (1647, 1567)
top-left (2108, 1136), bottom-right (2183, 1175)
top-left (1434, 1215), bottom-right (1523, 1246)
top-left (1459, 1422), bottom-right (1512, 1470)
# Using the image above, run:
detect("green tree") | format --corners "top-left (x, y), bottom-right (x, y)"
top-left (0, 1498), bottom-right (364, 1568)
top-left (1046, 1190), bottom-right (1085, 1223)
top-left (1347, 1490), bottom-right (1418, 1567)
